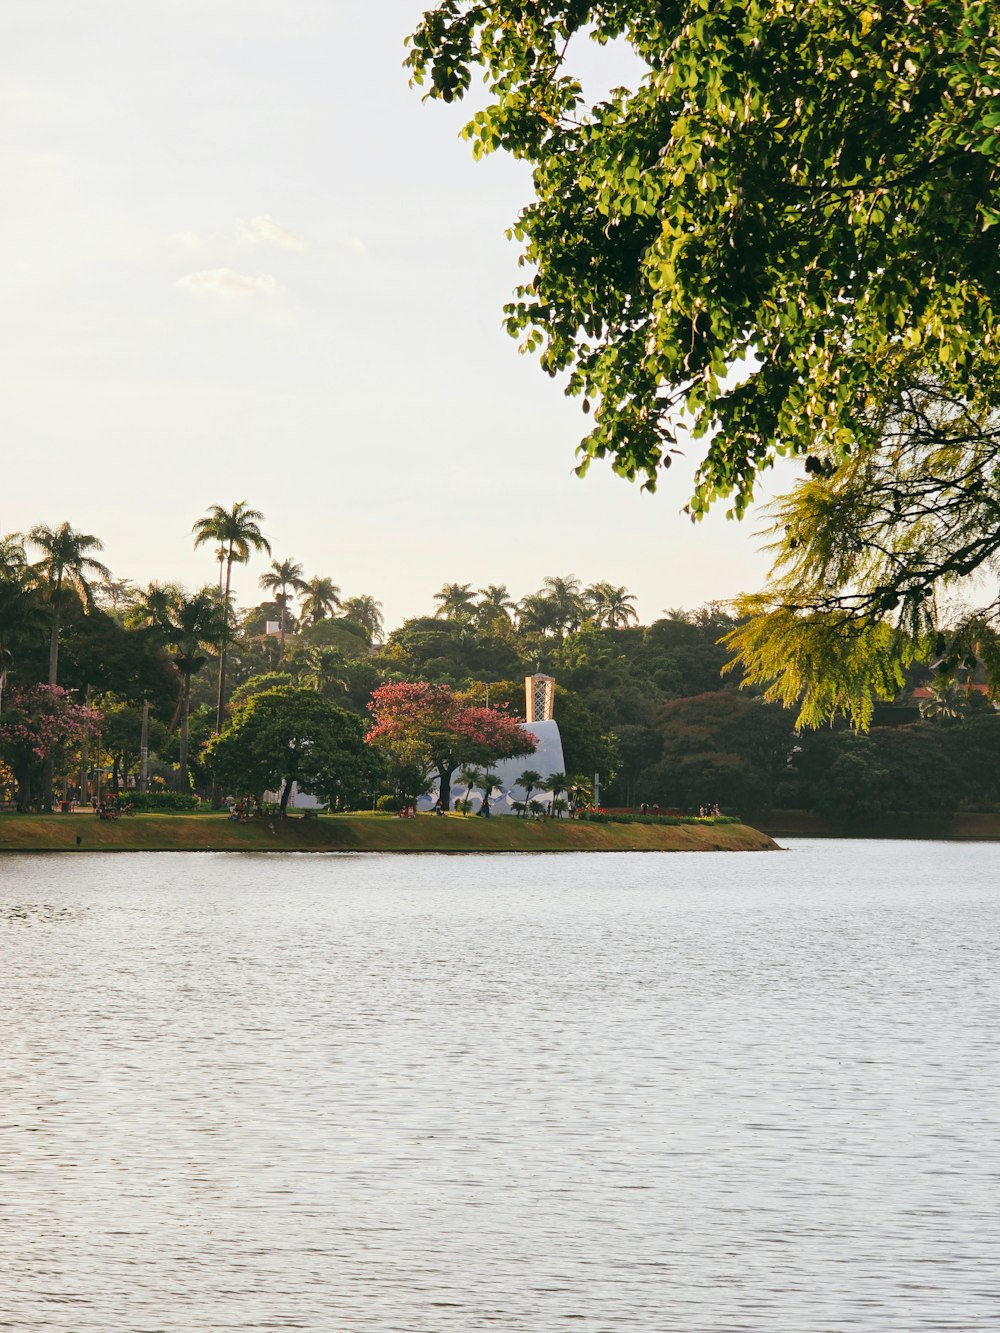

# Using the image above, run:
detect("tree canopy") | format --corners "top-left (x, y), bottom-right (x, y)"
top-left (204, 687), bottom-right (381, 815)
top-left (366, 680), bottom-right (537, 808)
top-left (0, 684), bottom-right (99, 809)
top-left (408, 1), bottom-right (1000, 719)
top-left (408, 1), bottom-right (1000, 508)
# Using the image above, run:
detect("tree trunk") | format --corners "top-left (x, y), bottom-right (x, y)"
top-left (15, 759), bottom-right (31, 811)
top-left (79, 685), bottom-right (91, 805)
top-left (139, 700), bottom-right (149, 792)
top-left (435, 756), bottom-right (454, 811)
top-left (48, 597), bottom-right (61, 686)
top-left (215, 549), bottom-right (233, 734)
top-left (40, 579), bottom-right (64, 811)
top-left (279, 774), bottom-right (294, 817)
top-left (178, 677), bottom-right (191, 792)
top-left (40, 757), bottom-right (54, 812)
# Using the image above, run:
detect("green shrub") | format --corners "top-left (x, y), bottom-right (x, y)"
top-left (121, 791), bottom-right (200, 812)
top-left (375, 794), bottom-right (403, 813)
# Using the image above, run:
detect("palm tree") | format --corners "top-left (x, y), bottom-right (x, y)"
top-left (296, 644), bottom-right (349, 696)
top-left (125, 582), bottom-right (178, 638)
top-left (457, 765), bottom-right (482, 815)
top-left (0, 534), bottom-right (30, 580)
top-left (28, 522), bottom-right (111, 685)
top-left (515, 768), bottom-right (544, 817)
top-left (517, 592), bottom-right (563, 638)
top-left (540, 574), bottom-right (585, 634)
top-left (477, 771), bottom-right (501, 817)
top-left (433, 582), bottom-right (477, 621)
top-left (192, 501), bottom-right (271, 731)
top-left (258, 558), bottom-right (307, 657)
top-left (341, 594), bottom-right (385, 644)
top-left (164, 589), bottom-right (227, 791)
top-left (546, 772), bottom-right (569, 815)
top-left (299, 576), bottom-right (342, 626)
top-left (476, 584), bottom-right (516, 631)
top-left (919, 680), bottom-right (968, 723)
top-left (122, 581), bottom-right (179, 794)
top-left (585, 581), bottom-right (638, 629)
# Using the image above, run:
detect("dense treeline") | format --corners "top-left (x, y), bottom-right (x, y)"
top-left (3, 513), bottom-right (1000, 816)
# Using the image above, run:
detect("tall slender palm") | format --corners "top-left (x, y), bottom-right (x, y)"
top-left (433, 582), bottom-right (477, 622)
top-left (258, 557), bottom-right (307, 657)
top-left (585, 581), bottom-right (639, 629)
top-left (341, 594), bottom-right (385, 644)
top-left (192, 501), bottom-right (271, 731)
top-left (28, 522), bottom-right (111, 685)
top-left (164, 589), bottom-right (227, 791)
top-left (299, 576), bottom-right (342, 626)
top-left (123, 582), bottom-right (179, 793)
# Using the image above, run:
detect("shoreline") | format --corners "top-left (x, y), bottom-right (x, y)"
top-left (0, 812), bottom-right (778, 854)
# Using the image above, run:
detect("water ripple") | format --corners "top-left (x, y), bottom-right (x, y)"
top-left (1, 843), bottom-right (998, 1330)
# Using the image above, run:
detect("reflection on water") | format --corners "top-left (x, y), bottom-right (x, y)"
top-left (2, 843), bottom-right (998, 1331)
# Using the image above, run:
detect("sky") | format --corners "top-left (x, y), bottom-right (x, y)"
top-left (2, 1), bottom-right (793, 631)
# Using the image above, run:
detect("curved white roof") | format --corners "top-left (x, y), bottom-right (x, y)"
top-left (423, 719), bottom-right (568, 814)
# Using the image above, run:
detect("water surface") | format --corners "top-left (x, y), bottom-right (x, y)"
top-left (2, 842), bottom-right (998, 1331)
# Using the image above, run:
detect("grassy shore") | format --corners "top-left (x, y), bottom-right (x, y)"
top-left (0, 811), bottom-right (777, 854)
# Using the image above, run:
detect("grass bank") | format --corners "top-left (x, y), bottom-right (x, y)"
top-left (0, 811), bottom-right (777, 854)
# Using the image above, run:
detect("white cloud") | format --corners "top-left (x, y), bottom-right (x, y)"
top-left (238, 214), bottom-right (304, 250)
top-left (172, 230), bottom-right (208, 252)
top-left (176, 268), bottom-right (286, 297)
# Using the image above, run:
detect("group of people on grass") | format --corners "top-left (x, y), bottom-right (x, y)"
top-left (93, 796), bottom-right (135, 820)
top-left (226, 796), bottom-right (262, 822)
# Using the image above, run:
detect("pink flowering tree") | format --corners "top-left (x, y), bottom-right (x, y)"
top-left (0, 684), bottom-right (101, 810)
top-left (366, 681), bottom-right (536, 809)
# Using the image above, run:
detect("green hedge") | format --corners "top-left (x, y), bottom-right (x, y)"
top-left (119, 791), bottom-right (200, 812)
top-left (581, 812), bottom-right (741, 827)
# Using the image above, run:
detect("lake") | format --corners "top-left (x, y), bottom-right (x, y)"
top-left (2, 841), bottom-right (998, 1331)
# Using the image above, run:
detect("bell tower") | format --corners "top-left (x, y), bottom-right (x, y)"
top-left (525, 673), bottom-right (556, 723)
